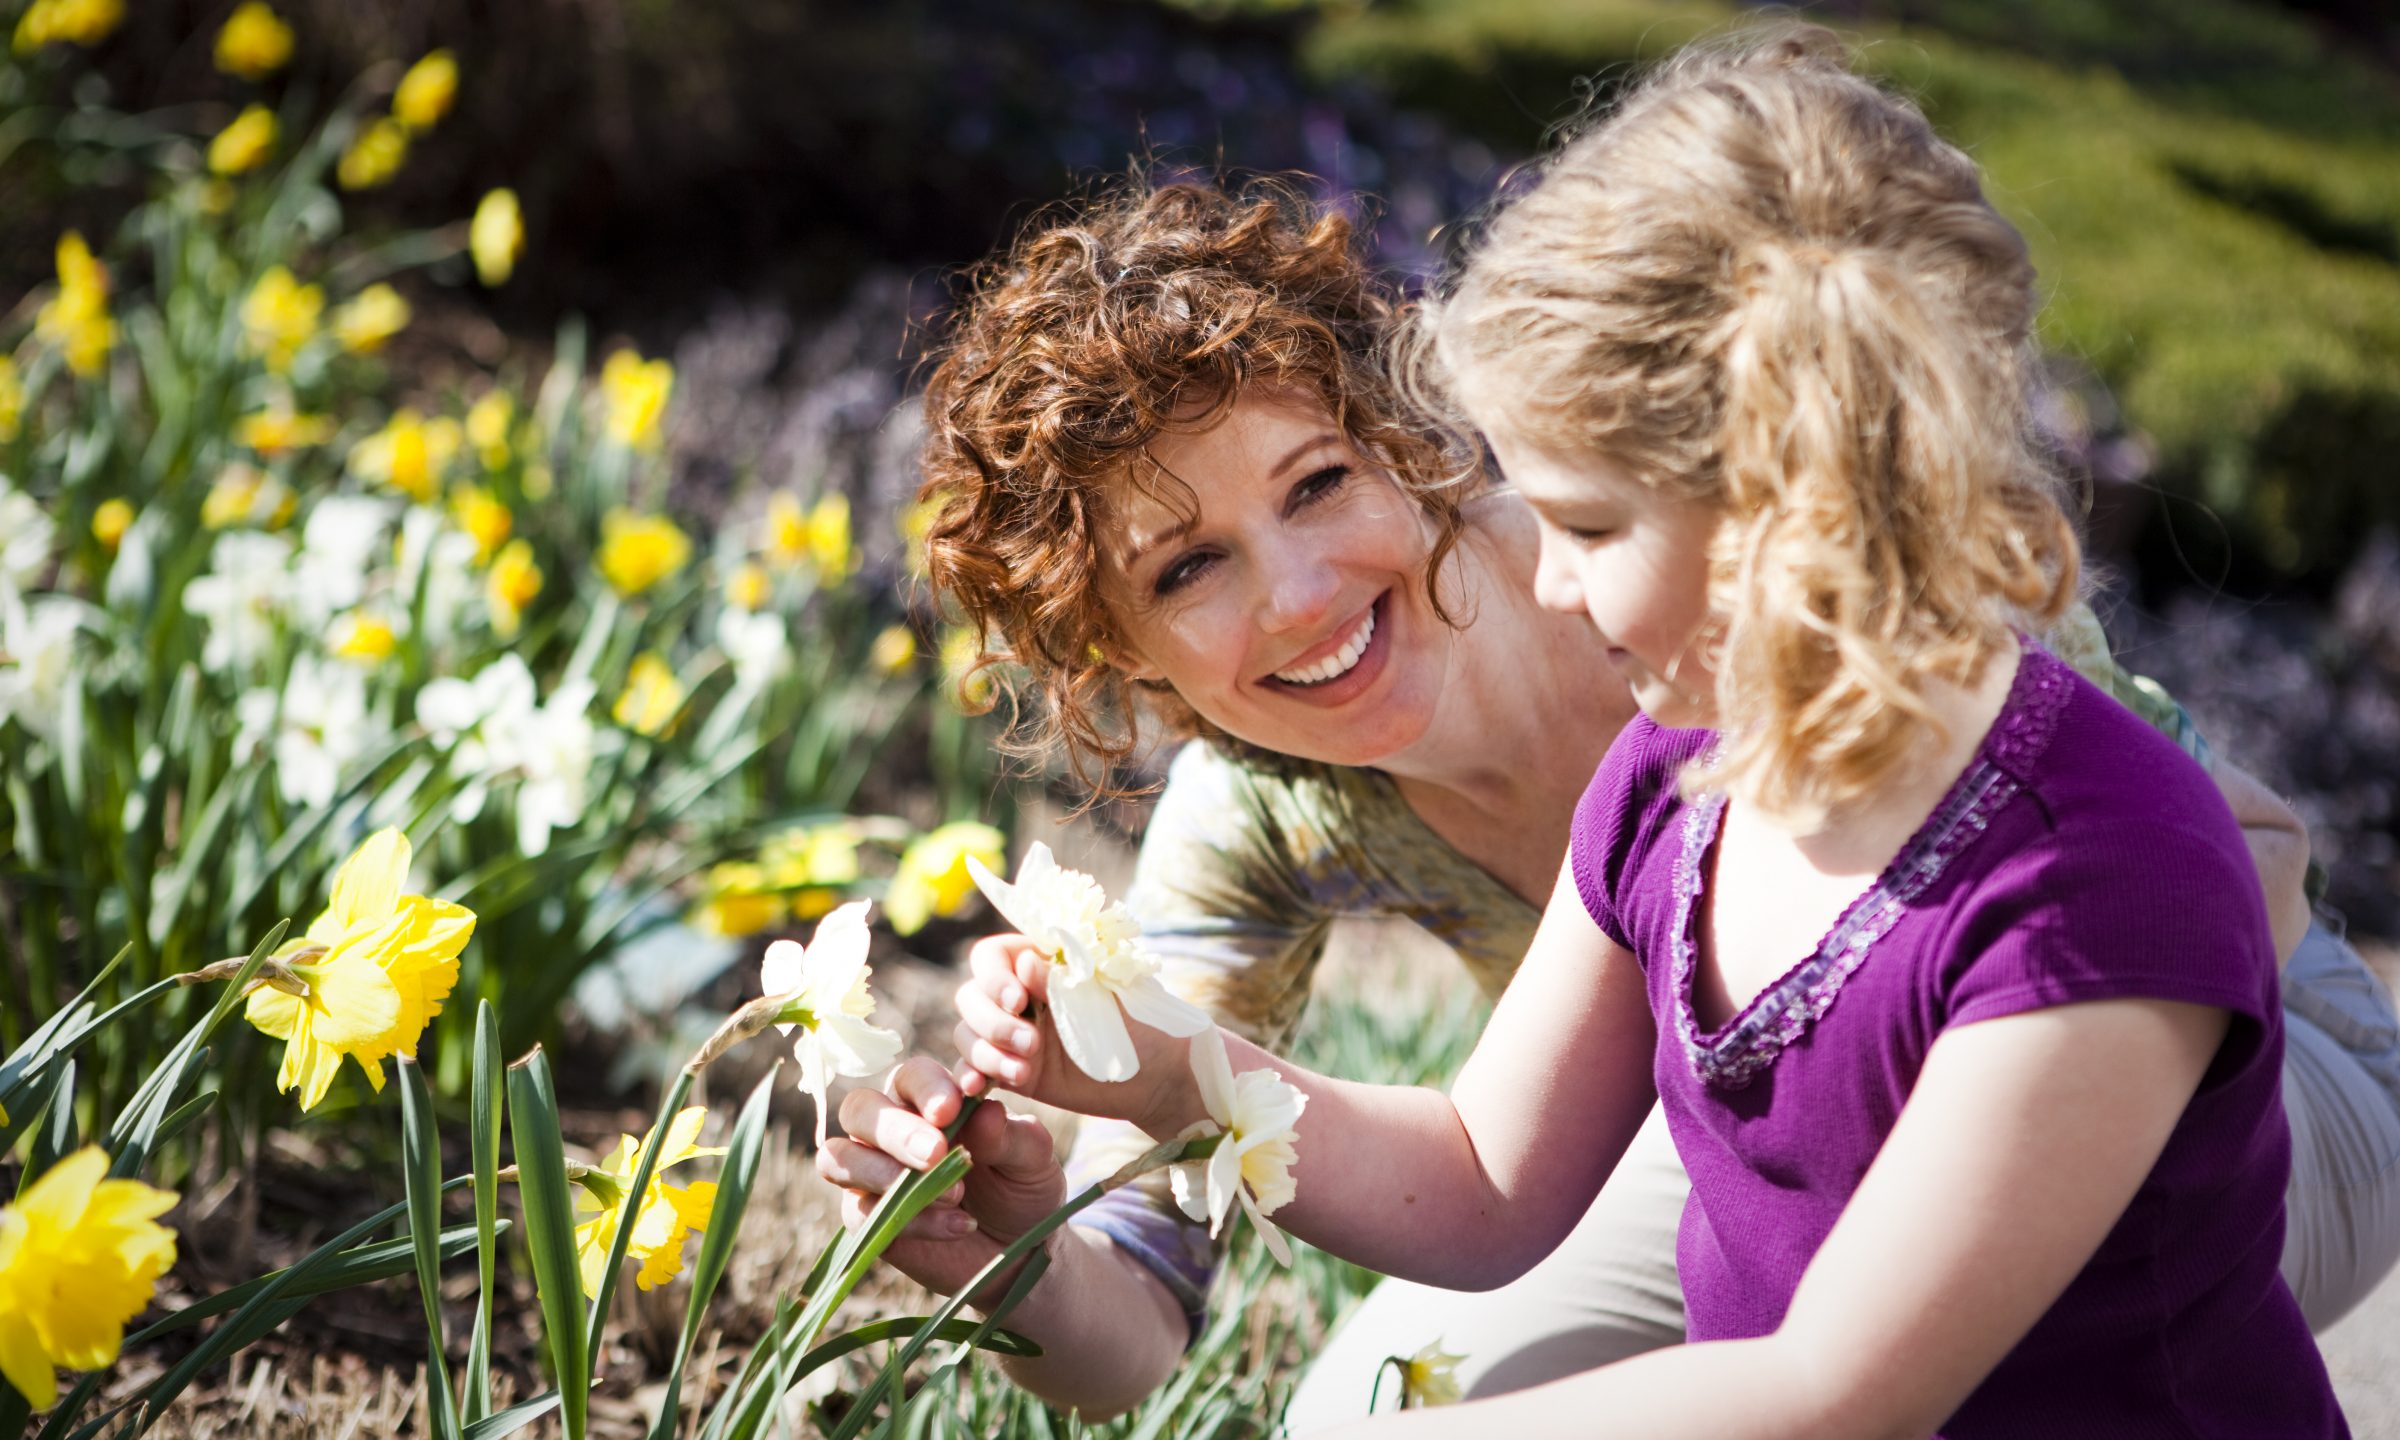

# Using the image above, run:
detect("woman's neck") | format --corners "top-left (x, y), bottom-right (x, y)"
top-left (1378, 498), bottom-right (1639, 902)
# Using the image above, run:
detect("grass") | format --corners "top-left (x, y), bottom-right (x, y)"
top-left (1292, 0), bottom-right (2400, 581)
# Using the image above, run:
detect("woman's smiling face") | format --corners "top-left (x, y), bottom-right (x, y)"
top-left (1100, 394), bottom-right (1453, 768)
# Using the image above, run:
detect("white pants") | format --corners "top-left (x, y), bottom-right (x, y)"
top-left (1282, 921), bottom-right (2400, 1433)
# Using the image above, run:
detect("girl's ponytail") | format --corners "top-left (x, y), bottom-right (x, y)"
top-left (1425, 26), bottom-right (2078, 827)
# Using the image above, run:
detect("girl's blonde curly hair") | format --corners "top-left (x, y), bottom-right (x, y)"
top-left (1418, 26), bottom-right (2079, 828)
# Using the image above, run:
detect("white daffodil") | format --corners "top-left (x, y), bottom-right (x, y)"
top-left (498, 678), bottom-right (595, 857)
top-left (965, 842), bottom-right (1211, 1083)
top-left (0, 484), bottom-right (54, 594)
top-left (182, 531), bottom-right (295, 673)
top-left (0, 591), bottom-right (82, 738)
top-left (235, 655), bottom-right (369, 809)
top-left (716, 605), bottom-right (789, 691)
top-left (289, 494), bottom-right (393, 626)
top-left (1401, 1338), bottom-right (1466, 1407)
top-left (394, 504), bottom-right (479, 644)
top-left (417, 654), bottom-right (538, 822)
top-left (1166, 1027), bottom-right (1305, 1266)
top-left (758, 900), bottom-right (904, 1143)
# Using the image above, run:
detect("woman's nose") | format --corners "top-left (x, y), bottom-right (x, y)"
top-left (1255, 551), bottom-right (1342, 636)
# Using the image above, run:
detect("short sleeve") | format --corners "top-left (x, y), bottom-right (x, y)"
top-left (1571, 717), bottom-right (1706, 955)
top-left (1940, 814), bottom-right (2279, 1075)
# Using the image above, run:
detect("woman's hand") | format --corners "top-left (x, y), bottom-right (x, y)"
top-left (951, 934), bottom-right (1203, 1138)
top-left (815, 1055), bottom-right (1067, 1306)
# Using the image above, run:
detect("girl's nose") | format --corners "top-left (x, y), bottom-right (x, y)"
top-left (1531, 527), bottom-right (1586, 617)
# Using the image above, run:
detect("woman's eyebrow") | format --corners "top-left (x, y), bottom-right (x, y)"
top-left (1267, 431), bottom-right (1344, 479)
top-left (1124, 517), bottom-right (1193, 570)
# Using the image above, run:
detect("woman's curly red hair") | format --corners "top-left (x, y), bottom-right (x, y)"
top-left (918, 177), bottom-right (1469, 794)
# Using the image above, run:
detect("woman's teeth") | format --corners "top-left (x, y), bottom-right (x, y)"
top-left (1274, 607), bottom-right (1376, 686)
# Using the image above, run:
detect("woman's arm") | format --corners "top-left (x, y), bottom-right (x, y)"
top-left (1317, 994), bottom-right (2229, 1439)
top-left (2214, 759), bottom-right (2313, 966)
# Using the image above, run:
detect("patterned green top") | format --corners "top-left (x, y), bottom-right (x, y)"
top-left (1064, 600), bottom-right (2213, 1336)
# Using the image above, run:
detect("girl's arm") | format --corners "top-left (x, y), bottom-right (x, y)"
top-left (964, 858), bottom-right (1662, 1290)
top-left (1322, 994), bottom-right (2230, 1439)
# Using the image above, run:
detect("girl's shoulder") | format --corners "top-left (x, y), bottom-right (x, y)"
top-left (1571, 715), bottom-right (1713, 948)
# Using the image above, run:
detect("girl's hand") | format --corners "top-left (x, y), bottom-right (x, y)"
top-left (815, 1056), bottom-right (1067, 1306)
top-left (951, 934), bottom-right (1200, 1137)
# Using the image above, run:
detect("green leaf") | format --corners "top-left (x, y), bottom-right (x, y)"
top-left (646, 1067), bottom-right (776, 1440)
top-left (399, 1056), bottom-right (461, 1440)
top-left (125, 1223), bottom-right (497, 1346)
top-left (461, 1391), bottom-right (564, 1440)
top-left (584, 1066), bottom-right (695, 1348)
top-left (505, 1047), bottom-right (592, 1440)
top-left (465, 1001), bottom-right (505, 1426)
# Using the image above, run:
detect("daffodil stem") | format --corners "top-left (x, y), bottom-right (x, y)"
top-left (821, 1126), bottom-right (1217, 1440)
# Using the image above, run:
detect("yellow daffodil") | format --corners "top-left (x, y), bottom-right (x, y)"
top-left (332, 283), bottom-right (410, 354)
top-left (485, 537), bottom-right (541, 638)
top-left (760, 902), bottom-right (904, 1143)
top-left (328, 611), bottom-right (397, 664)
top-left (0, 1147), bottom-right (177, 1410)
top-left (391, 50), bottom-right (456, 132)
top-left (1166, 1028), bottom-right (1306, 1266)
top-left (597, 508), bottom-right (690, 598)
top-left (883, 820), bottom-right (1005, 937)
top-left (207, 104), bottom-right (278, 176)
top-left (0, 357), bottom-right (21, 442)
top-left (1398, 1339), bottom-right (1466, 1407)
top-left (35, 232), bottom-right (115, 379)
top-left (91, 498), bottom-right (132, 552)
top-left (571, 1107), bottom-right (723, 1298)
top-left (213, 1), bottom-right (291, 79)
top-left (200, 463), bottom-right (293, 530)
top-left (448, 484), bottom-right (511, 564)
top-left (349, 409), bottom-right (460, 503)
top-left (898, 492), bottom-right (947, 576)
top-left (692, 862), bottom-right (784, 939)
top-left (236, 405), bottom-right (334, 457)
top-left (761, 822), bottom-right (862, 921)
top-left (805, 493), bottom-right (853, 583)
top-left (599, 350), bottom-right (672, 452)
top-left (940, 625), bottom-right (993, 710)
top-left (868, 624), bottom-right (916, 677)
top-left (967, 841), bottom-right (1210, 1081)
top-left (337, 116), bottom-right (409, 190)
top-left (465, 389), bottom-right (512, 469)
top-left (469, 189), bottom-right (523, 287)
top-left (612, 652), bottom-right (684, 737)
top-left (764, 491), bottom-right (808, 569)
top-left (243, 828), bottom-right (473, 1110)
top-left (241, 266), bottom-right (322, 374)
top-left (12, 0), bottom-right (121, 52)
top-left (724, 560), bottom-right (769, 613)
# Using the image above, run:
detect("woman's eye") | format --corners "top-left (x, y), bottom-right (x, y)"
top-left (1154, 551), bottom-right (1217, 596)
top-left (1291, 464), bottom-right (1349, 508)
top-left (1561, 524), bottom-right (1613, 546)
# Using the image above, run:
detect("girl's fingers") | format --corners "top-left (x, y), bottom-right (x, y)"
top-left (839, 1085), bottom-right (949, 1170)
top-left (838, 1186), bottom-right (978, 1239)
top-left (966, 935), bottom-right (1041, 1012)
top-left (954, 1020), bottom-right (1034, 1089)
top-left (818, 1135), bottom-right (903, 1196)
top-left (957, 974), bottom-right (1041, 1055)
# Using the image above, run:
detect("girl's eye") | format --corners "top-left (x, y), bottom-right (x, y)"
top-left (1153, 551), bottom-right (1218, 596)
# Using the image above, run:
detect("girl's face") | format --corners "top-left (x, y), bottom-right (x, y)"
top-left (1487, 433), bottom-right (1723, 730)
top-left (1099, 394), bottom-right (1452, 768)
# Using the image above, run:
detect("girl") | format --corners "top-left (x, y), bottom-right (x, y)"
top-left (826, 66), bottom-right (2384, 1426)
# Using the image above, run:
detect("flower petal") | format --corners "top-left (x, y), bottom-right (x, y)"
top-left (1187, 1027), bottom-right (1236, 1131)
top-left (1204, 1136), bottom-right (1242, 1238)
top-left (814, 1012), bottom-right (904, 1082)
top-left (1113, 973), bottom-right (1213, 1039)
top-left (325, 828), bottom-right (410, 933)
top-left (1240, 1189), bottom-right (1295, 1267)
top-left (1047, 971), bottom-right (1139, 1083)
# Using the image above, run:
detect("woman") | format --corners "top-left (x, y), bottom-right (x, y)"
top-left (817, 177), bottom-right (2400, 1425)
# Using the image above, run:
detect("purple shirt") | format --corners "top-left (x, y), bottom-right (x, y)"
top-left (1572, 646), bottom-right (2345, 1437)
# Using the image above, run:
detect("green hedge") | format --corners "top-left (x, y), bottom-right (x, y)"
top-left (1298, 0), bottom-right (2400, 581)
